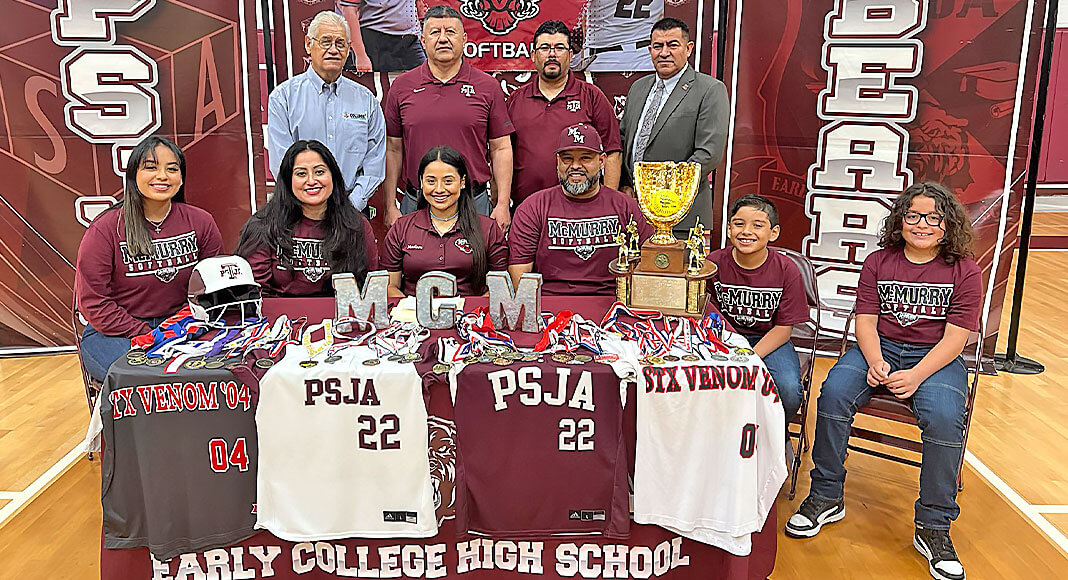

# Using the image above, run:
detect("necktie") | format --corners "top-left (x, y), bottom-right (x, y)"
top-left (634, 79), bottom-right (666, 162)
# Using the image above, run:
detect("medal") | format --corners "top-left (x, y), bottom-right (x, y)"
top-left (648, 355), bottom-right (665, 365)
top-left (184, 358), bottom-right (207, 370)
top-left (492, 357), bottom-right (512, 366)
top-left (204, 359), bottom-right (225, 369)
top-left (732, 355), bottom-right (749, 362)
top-left (573, 354), bottom-right (593, 363)
top-left (299, 360), bottom-right (318, 368)
top-left (362, 358), bottom-right (381, 366)
top-left (433, 363), bottom-right (451, 374)
top-left (594, 353), bottom-right (619, 363)
top-left (255, 358), bottom-right (275, 369)
top-left (477, 354), bottom-right (495, 364)
top-left (551, 352), bottom-right (573, 363)
top-left (146, 357), bottom-right (164, 367)
top-left (521, 353), bottom-right (539, 362)
top-left (127, 356), bottom-right (146, 366)
top-left (463, 355), bottom-right (479, 364)
top-left (710, 353), bottom-right (729, 361)
top-left (663, 355), bottom-right (680, 362)
top-left (387, 353), bottom-right (404, 362)
top-left (733, 347), bottom-right (755, 356)
top-left (325, 355), bottom-right (343, 364)
top-left (682, 354), bottom-right (700, 362)
top-left (403, 353), bottom-right (422, 362)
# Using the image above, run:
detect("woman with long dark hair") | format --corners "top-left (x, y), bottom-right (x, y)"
top-left (382, 145), bottom-right (507, 296)
top-left (236, 140), bottom-right (378, 296)
top-left (75, 135), bottom-right (223, 382)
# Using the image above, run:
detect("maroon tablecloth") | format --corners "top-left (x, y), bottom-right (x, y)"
top-left (99, 296), bottom-right (776, 579)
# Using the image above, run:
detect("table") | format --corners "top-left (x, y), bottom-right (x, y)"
top-left (98, 296), bottom-right (777, 579)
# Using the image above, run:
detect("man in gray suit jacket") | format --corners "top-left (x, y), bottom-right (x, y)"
top-left (620, 17), bottom-right (729, 237)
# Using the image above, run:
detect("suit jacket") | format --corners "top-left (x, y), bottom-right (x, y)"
top-left (620, 66), bottom-right (729, 233)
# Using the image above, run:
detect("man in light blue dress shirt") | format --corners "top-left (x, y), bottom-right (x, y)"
top-left (267, 11), bottom-right (386, 212)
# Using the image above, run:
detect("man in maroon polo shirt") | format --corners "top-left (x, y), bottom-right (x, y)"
top-left (509, 124), bottom-right (652, 296)
top-left (507, 20), bottom-right (622, 203)
top-left (383, 4), bottom-right (514, 231)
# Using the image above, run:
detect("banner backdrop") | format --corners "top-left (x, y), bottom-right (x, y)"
top-left (715, 0), bottom-right (1045, 357)
top-left (0, 0), bottom-right (265, 347)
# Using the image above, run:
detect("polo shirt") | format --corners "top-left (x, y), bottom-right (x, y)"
top-left (507, 74), bottom-right (622, 202)
top-left (384, 60), bottom-right (513, 190)
top-left (381, 207), bottom-right (509, 295)
top-left (508, 185), bottom-right (652, 296)
top-left (243, 216), bottom-right (379, 297)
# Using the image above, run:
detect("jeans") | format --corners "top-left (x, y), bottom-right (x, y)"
top-left (743, 333), bottom-right (803, 420)
top-left (80, 317), bottom-right (169, 382)
top-left (401, 186), bottom-right (491, 216)
top-left (809, 339), bottom-right (969, 530)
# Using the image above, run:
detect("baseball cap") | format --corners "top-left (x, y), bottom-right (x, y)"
top-left (554, 123), bottom-right (604, 155)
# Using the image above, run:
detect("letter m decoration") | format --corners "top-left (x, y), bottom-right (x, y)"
top-left (459, 0), bottom-right (541, 35)
top-left (568, 126), bottom-right (585, 143)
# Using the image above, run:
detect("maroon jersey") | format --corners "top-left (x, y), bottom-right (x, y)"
top-left (508, 185), bottom-right (651, 295)
top-left (384, 61), bottom-right (513, 188)
top-left (449, 360), bottom-right (629, 539)
top-left (708, 247), bottom-right (808, 335)
top-left (243, 216), bottom-right (379, 297)
top-left (507, 75), bottom-right (622, 201)
top-left (381, 208), bottom-right (508, 295)
top-left (76, 203), bottom-right (223, 337)
top-left (856, 248), bottom-right (982, 345)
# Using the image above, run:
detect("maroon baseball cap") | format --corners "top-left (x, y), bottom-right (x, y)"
top-left (554, 123), bottom-right (604, 155)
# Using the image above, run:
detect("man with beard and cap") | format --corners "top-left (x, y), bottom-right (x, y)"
top-left (507, 20), bottom-right (622, 204)
top-left (383, 4), bottom-right (514, 231)
top-left (267, 10), bottom-right (386, 212)
top-left (508, 123), bottom-right (651, 296)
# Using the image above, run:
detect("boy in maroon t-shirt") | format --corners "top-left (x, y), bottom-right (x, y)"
top-left (508, 124), bottom-right (651, 295)
top-left (787, 183), bottom-right (982, 580)
top-left (709, 195), bottom-right (807, 420)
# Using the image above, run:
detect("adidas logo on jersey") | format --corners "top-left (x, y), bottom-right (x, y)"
top-left (568, 509), bottom-right (606, 521)
top-left (382, 511), bottom-right (418, 524)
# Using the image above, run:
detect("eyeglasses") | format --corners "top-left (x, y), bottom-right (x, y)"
top-left (312, 36), bottom-right (349, 51)
top-left (535, 43), bottom-right (570, 55)
top-left (903, 211), bottom-right (944, 227)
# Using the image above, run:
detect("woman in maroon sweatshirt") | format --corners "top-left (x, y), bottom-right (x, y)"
top-left (75, 136), bottom-right (223, 381)
top-left (235, 140), bottom-right (378, 296)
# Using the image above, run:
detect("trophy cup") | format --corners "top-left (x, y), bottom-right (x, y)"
top-left (609, 161), bottom-right (717, 316)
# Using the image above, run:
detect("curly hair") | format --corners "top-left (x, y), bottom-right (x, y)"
top-left (878, 182), bottom-right (974, 264)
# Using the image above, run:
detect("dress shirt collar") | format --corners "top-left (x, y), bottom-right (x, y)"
top-left (308, 67), bottom-right (340, 95)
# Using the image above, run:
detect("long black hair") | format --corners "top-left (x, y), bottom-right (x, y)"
top-left (415, 146), bottom-right (488, 292)
top-left (121, 136), bottom-right (186, 257)
top-left (878, 181), bottom-right (974, 265)
top-left (235, 140), bottom-right (369, 283)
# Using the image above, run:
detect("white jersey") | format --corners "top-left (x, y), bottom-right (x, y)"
top-left (603, 336), bottom-right (786, 556)
top-left (255, 345), bottom-right (437, 541)
top-left (584, 0), bottom-right (665, 49)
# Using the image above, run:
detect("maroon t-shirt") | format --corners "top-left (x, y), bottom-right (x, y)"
top-left (506, 74), bottom-right (622, 202)
top-left (707, 247), bottom-right (808, 335)
top-left (856, 248), bottom-right (983, 345)
top-left (384, 60), bottom-right (513, 188)
top-left (509, 185), bottom-right (651, 296)
top-left (244, 216), bottom-right (379, 297)
top-left (381, 208), bottom-right (509, 295)
top-left (75, 203), bottom-right (223, 337)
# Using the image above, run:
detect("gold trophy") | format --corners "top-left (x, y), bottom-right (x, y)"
top-left (610, 161), bottom-right (717, 316)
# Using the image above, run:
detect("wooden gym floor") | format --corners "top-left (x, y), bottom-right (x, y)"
top-left (2, 223), bottom-right (1068, 578)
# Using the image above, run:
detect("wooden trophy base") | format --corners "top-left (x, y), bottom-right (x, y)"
top-left (610, 256), bottom-right (717, 317)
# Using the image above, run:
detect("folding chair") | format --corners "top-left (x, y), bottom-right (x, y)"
top-left (840, 309), bottom-right (982, 491)
top-left (71, 295), bottom-right (102, 460)
top-left (773, 248), bottom-right (820, 500)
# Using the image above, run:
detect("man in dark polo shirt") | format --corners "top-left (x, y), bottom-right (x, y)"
top-left (507, 20), bottom-right (622, 204)
top-left (509, 124), bottom-right (651, 296)
top-left (383, 4), bottom-right (514, 231)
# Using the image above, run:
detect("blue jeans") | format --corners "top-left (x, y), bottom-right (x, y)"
top-left (743, 333), bottom-right (803, 420)
top-left (80, 317), bottom-right (168, 382)
top-left (809, 339), bottom-right (968, 530)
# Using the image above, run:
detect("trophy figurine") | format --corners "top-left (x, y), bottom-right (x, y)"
top-left (625, 219), bottom-right (641, 260)
top-left (609, 162), bottom-right (717, 315)
top-left (614, 232), bottom-right (629, 267)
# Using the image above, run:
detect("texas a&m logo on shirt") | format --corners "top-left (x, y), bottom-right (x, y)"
top-left (713, 282), bottom-right (783, 328)
top-left (877, 281), bottom-right (953, 327)
top-left (567, 100), bottom-right (581, 112)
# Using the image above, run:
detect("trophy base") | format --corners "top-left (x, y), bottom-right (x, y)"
top-left (611, 259), bottom-right (717, 317)
top-left (638, 242), bottom-right (687, 275)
